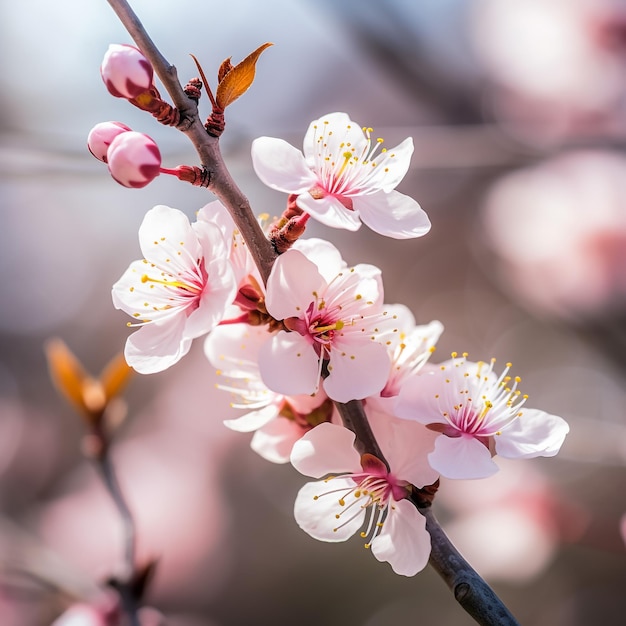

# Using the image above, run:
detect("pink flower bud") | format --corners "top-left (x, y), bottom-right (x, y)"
top-left (87, 121), bottom-right (132, 162)
top-left (101, 44), bottom-right (154, 99)
top-left (106, 131), bottom-right (161, 188)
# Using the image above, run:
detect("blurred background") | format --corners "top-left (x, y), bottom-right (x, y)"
top-left (1, 0), bottom-right (625, 624)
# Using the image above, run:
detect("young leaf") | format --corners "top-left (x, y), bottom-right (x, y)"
top-left (216, 42), bottom-right (273, 109)
top-left (218, 57), bottom-right (234, 83)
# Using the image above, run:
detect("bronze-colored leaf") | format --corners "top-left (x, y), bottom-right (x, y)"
top-left (216, 42), bottom-right (273, 109)
top-left (45, 338), bottom-right (92, 418)
top-left (218, 57), bottom-right (233, 83)
top-left (100, 351), bottom-right (133, 401)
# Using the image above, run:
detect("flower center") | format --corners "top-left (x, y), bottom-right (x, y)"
top-left (435, 353), bottom-right (529, 438)
top-left (312, 454), bottom-right (409, 548)
top-left (310, 119), bottom-right (395, 199)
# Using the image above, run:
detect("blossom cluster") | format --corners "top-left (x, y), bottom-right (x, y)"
top-left (98, 45), bottom-right (569, 577)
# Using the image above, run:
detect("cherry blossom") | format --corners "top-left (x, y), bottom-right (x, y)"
top-left (204, 323), bottom-right (332, 463)
top-left (251, 112), bottom-right (430, 239)
top-left (112, 205), bottom-right (237, 374)
top-left (369, 303), bottom-right (443, 414)
top-left (291, 412), bottom-right (438, 576)
top-left (258, 242), bottom-right (391, 403)
top-left (395, 355), bottom-right (570, 479)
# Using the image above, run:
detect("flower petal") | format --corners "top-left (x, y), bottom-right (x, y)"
top-left (324, 342), bottom-right (390, 402)
top-left (394, 370), bottom-right (449, 426)
top-left (495, 410), bottom-right (569, 459)
top-left (292, 238), bottom-right (346, 283)
top-left (204, 323), bottom-right (265, 377)
top-left (355, 190), bottom-right (431, 239)
top-left (290, 422), bottom-right (361, 478)
top-left (258, 331), bottom-right (320, 396)
top-left (428, 434), bottom-right (499, 480)
top-left (371, 499), bottom-right (431, 576)
top-left (224, 404), bottom-right (279, 433)
top-left (124, 315), bottom-right (191, 374)
top-left (265, 249), bottom-right (326, 321)
top-left (294, 478), bottom-right (365, 542)
top-left (381, 418), bottom-right (439, 488)
top-left (302, 112), bottom-right (368, 168)
top-left (296, 193), bottom-right (362, 231)
top-left (138, 205), bottom-right (202, 266)
top-left (251, 137), bottom-right (316, 194)
top-left (250, 417), bottom-right (306, 464)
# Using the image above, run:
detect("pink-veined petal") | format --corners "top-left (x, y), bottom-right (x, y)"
top-left (251, 137), bottom-right (316, 194)
top-left (429, 434), bottom-right (499, 480)
top-left (184, 261), bottom-right (236, 339)
top-left (370, 498), bottom-right (431, 576)
top-left (224, 404), bottom-right (279, 433)
top-left (265, 249), bottom-right (326, 321)
top-left (251, 417), bottom-right (307, 464)
top-left (290, 422), bottom-right (361, 478)
top-left (324, 342), bottom-right (390, 402)
top-left (258, 331), bottom-right (320, 396)
top-left (495, 410), bottom-right (569, 459)
top-left (296, 193), bottom-right (362, 231)
top-left (355, 190), bottom-right (431, 240)
top-left (294, 478), bottom-right (365, 542)
top-left (124, 314), bottom-right (191, 374)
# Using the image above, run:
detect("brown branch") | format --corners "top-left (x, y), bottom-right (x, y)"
top-left (106, 0), bottom-right (277, 285)
top-left (420, 506), bottom-right (521, 626)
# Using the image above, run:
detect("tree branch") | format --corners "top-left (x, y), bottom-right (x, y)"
top-left (106, 0), bottom-right (277, 285)
top-left (95, 442), bottom-right (140, 626)
top-left (421, 505), bottom-right (521, 626)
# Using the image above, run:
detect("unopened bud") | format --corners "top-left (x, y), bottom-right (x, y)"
top-left (101, 44), bottom-right (154, 99)
top-left (87, 121), bottom-right (132, 162)
top-left (106, 131), bottom-right (161, 188)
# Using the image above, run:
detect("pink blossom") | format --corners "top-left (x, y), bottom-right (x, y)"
top-left (251, 112), bottom-right (430, 239)
top-left (482, 151), bottom-right (626, 320)
top-left (205, 323), bottom-right (332, 463)
top-left (100, 43), bottom-right (154, 99)
top-left (291, 413), bottom-right (438, 576)
top-left (259, 241), bottom-right (391, 402)
top-left (112, 205), bottom-right (237, 374)
top-left (395, 355), bottom-right (570, 479)
top-left (106, 131), bottom-right (161, 188)
top-left (369, 303), bottom-right (443, 413)
top-left (87, 121), bottom-right (132, 162)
